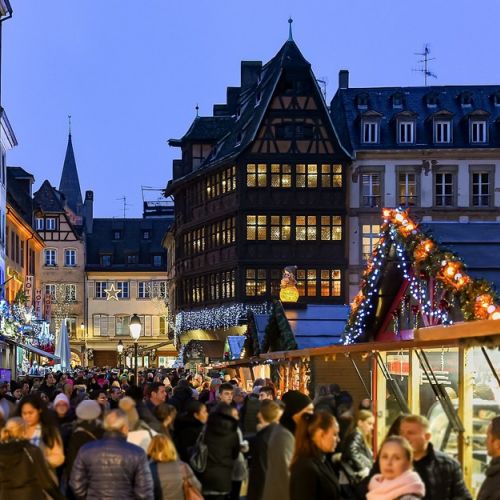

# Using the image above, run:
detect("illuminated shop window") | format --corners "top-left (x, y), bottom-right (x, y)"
top-left (321, 216), bottom-right (342, 241)
top-left (296, 164), bottom-right (318, 188)
top-left (246, 269), bottom-right (267, 296)
top-left (246, 215), bottom-right (267, 240)
top-left (321, 164), bottom-right (342, 188)
top-left (320, 269), bottom-right (342, 297)
top-left (296, 215), bottom-right (317, 241)
top-left (270, 216), bottom-right (291, 240)
top-left (271, 163), bottom-right (292, 188)
top-left (247, 163), bottom-right (267, 187)
top-left (297, 269), bottom-right (317, 297)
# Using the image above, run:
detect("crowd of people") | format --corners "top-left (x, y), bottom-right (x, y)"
top-left (0, 367), bottom-right (497, 499)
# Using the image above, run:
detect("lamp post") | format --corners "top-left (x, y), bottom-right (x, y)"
top-left (129, 314), bottom-right (142, 384)
top-left (116, 339), bottom-right (124, 367)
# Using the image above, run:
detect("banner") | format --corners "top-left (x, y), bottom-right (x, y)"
top-left (44, 293), bottom-right (52, 323)
top-left (24, 275), bottom-right (34, 307)
top-left (34, 289), bottom-right (43, 319)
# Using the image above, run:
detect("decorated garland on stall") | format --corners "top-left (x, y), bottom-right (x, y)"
top-left (343, 208), bottom-right (500, 345)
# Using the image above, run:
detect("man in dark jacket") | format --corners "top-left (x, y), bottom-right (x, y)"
top-left (478, 416), bottom-right (500, 500)
top-left (70, 409), bottom-right (153, 500)
top-left (247, 399), bottom-right (284, 500)
top-left (400, 414), bottom-right (472, 500)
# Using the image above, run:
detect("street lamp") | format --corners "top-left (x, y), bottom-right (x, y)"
top-left (129, 314), bottom-right (142, 384)
top-left (116, 339), bottom-right (124, 367)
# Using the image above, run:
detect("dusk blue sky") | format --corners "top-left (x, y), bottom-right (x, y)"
top-left (4, 0), bottom-right (500, 217)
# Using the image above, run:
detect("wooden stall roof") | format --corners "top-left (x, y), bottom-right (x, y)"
top-left (260, 319), bottom-right (500, 360)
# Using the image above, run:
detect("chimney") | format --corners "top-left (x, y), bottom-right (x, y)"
top-left (83, 190), bottom-right (94, 234)
top-left (339, 70), bottom-right (349, 89)
top-left (241, 61), bottom-right (262, 88)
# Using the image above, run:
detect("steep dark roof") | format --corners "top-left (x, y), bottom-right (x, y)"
top-left (7, 166), bottom-right (34, 226)
top-left (166, 40), bottom-right (351, 195)
top-left (331, 85), bottom-right (500, 153)
top-left (423, 222), bottom-right (500, 291)
top-left (34, 180), bottom-right (66, 213)
top-left (85, 217), bottom-right (171, 272)
top-left (180, 116), bottom-right (234, 142)
top-left (59, 133), bottom-right (83, 215)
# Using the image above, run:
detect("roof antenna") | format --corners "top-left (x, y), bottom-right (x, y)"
top-left (68, 114), bottom-right (72, 136)
top-left (116, 196), bottom-right (131, 218)
top-left (413, 44), bottom-right (437, 86)
top-left (195, 104), bottom-right (199, 117)
top-left (288, 17), bottom-right (293, 41)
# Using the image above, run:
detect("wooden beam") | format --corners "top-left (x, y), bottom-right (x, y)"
top-left (408, 349), bottom-right (421, 414)
top-left (458, 346), bottom-right (473, 491)
top-left (415, 319), bottom-right (500, 342)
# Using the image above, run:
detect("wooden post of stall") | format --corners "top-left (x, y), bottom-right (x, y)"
top-left (298, 358), bottom-right (305, 393)
top-left (279, 364), bottom-right (285, 396)
top-left (408, 349), bottom-right (421, 414)
top-left (458, 346), bottom-right (473, 491)
top-left (374, 351), bottom-right (387, 455)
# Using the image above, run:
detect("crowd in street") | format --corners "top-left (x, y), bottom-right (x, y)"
top-left (0, 367), bottom-right (497, 499)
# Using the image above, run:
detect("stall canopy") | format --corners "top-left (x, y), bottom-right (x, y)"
top-left (183, 339), bottom-right (225, 363)
top-left (343, 208), bottom-right (500, 345)
top-left (244, 300), bottom-right (349, 358)
top-left (17, 341), bottom-right (60, 361)
top-left (226, 336), bottom-right (245, 360)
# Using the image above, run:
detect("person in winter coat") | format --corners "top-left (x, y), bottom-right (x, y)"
top-left (229, 406), bottom-right (249, 500)
top-left (70, 409), bottom-right (153, 500)
top-left (154, 402), bottom-right (177, 436)
top-left (367, 436), bottom-right (425, 500)
top-left (168, 384), bottom-right (194, 414)
top-left (119, 396), bottom-right (157, 451)
top-left (148, 434), bottom-right (202, 500)
top-left (289, 410), bottom-right (341, 500)
top-left (477, 416), bottom-right (500, 500)
top-left (341, 409), bottom-right (374, 483)
top-left (17, 394), bottom-right (65, 470)
top-left (63, 400), bottom-right (104, 494)
top-left (262, 390), bottom-right (313, 500)
top-left (0, 417), bottom-right (65, 500)
top-left (399, 415), bottom-right (472, 500)
top-left (173, 400), bottom-right (207, 462)
top-left (199, 402), bottom-right (240, 500)
top-left (247, 400), bottom-right (284, 500)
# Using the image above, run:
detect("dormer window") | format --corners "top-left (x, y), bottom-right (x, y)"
top-left (459, 92), bottom-right (473, 107)
top-left (434, 120), bottom-right (452, 144)
top-left (398, 121), bottom-right (415, 144)
top-left (361, 120), bottom-right (379, 144)
top-left (470, 120), bottom-right (487, 144)
top-left (425, 93), bottom-right (439, 108)
top-left (356, 94), bottom-right (369, 110)
top-left (392, 93), bottom-right (404, 108)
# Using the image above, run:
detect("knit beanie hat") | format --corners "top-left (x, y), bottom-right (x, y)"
top-left (76, 400), bottom-right (101, 421)
top-left (53, 393), bottom-right (70, 408)
top-left (282, 390), bottom-right (312, 417)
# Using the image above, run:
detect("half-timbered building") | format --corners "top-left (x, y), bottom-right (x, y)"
top-left (166, 32), bottom-right (352, 335)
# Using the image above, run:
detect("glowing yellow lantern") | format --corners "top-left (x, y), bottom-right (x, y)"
top-left (280, 286), bottom-right (300, 303)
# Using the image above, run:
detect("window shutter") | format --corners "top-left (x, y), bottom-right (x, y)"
top-left (145, 315), bottom-right (152, 337)
top-left (93, 315), bottom-right (100, 337)
top-left (108, 316), bottom-right (116, 337)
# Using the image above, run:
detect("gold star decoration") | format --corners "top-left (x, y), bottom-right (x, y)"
top-left (105, 283), bottom-right (121, 301)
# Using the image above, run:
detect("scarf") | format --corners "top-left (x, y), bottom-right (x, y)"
top-left (367, 470), bottom-right (425, 500)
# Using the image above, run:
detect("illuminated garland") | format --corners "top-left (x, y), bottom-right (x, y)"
top-left (175, 302), bottom-right (271, 337)
top-left (343, 208), bottom-right (500, 345)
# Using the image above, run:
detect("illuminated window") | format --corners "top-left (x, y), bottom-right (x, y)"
top-left (398, 172), bottom-right (417, 206)
top-left (296, 216), bottom-right (317, 241)
top-left (44, 284), bottom-right (56, 301)
top-left (321, 216), bottom-right (342, 240)
top-left (321, 164), bottom-right (342, 188)
top-left (270, 216), bottom-right (291, 240)
top-left (246, 164), bottom-right (267, 187)
top-left (271, 164), bottom-right (292, 188)
top-left (362, 224), bottom-right (381, 261)
top-left (246, 215), bottom-right (267, 240)
top-left (296, 164), bottom-right (318, 188)
top-left (320, 269), bottom-right (342, 297)
top-left (297, 269), bottom-right (317, 297)
top-left (246, 269), bottom-right (267, 296)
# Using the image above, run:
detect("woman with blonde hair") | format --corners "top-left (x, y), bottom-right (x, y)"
top-left (119, 396), bottom-right (157, 451)
top-left (340, 408), bottom-right (374, 483)
top-left (148, 433), bottom-right (202, 500)
top-left (0, 417), bottom-right (64, 499)
top-left (367, 436), bottom-right (425, 500)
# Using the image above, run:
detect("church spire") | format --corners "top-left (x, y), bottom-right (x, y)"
top-left (59, 122), bottom-right (83, 216)
top-left (288, 17), bottom-right (293, 41)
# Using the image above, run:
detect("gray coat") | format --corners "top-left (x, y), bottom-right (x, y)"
top-left (262, 424), bottom-right (295, 500)
top-left (150, 460), bottom-right (201, 500)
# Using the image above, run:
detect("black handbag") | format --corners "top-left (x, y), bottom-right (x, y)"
top-left (189, 426), bottom-right (208, 473)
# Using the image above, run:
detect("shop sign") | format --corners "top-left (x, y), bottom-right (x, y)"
top-left (24, 276), bottom-right (34, 307)
top-left (44, 293), bottom-right (52, 323)
top-left (34, 289), bottom-right (43, 319)
top-left (387, 354), bottom-right (410, 376)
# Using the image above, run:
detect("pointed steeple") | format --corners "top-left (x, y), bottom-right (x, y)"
top-left (59, 119), bottom-right (83, 216)
top-left (288, 17), bottom-right (293, 41)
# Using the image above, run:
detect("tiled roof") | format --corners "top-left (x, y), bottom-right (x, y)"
top-left (85, 217), bottom-right (171, 272)
top-left (180, 116), bottom-right (234, 142)
top-left (34, 180), bottom-right (66, 213)
top-left (331, 85), bottom-right (500, 153)
top-left (227, 335), bottom-right (245, 360)
top-left (6, 166), bottom-right (34, 226)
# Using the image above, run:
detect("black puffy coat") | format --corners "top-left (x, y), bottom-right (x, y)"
top-left (69, 431), bottom-right (154, 500)
top-left (199, 411), bottom-right (240, 494)
top-left (172, 414), bottom-right (204, 462)
top-left (477, 456), bottom-right (500, 500)
top-left (0, 439), bottom-right (65, 500)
